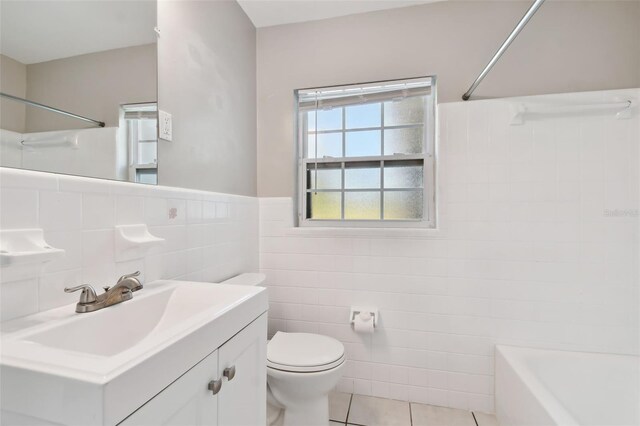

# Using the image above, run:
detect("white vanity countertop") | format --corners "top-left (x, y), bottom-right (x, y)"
top-left (0, 280), bottom-right (268, 425)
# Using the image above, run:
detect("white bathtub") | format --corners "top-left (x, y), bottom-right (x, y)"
top-left (496, 345), bottom-right (640, 426)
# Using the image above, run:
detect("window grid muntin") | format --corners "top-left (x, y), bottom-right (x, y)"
top-left (304, 99), bottom-right (426, 221)
top-left (298, 78), bottom-right (435, 226)
top-left (304, 157), bottom-right (426, 221)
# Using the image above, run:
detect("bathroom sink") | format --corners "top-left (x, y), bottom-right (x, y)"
top-left (26, 284), bottom-right (231, 356)
top-left (0, 280), bottom-right (268, 425)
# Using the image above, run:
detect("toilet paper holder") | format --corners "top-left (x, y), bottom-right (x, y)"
top-left (349, 306), bottom-right (378, 328)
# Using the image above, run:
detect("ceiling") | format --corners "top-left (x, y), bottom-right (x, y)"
top-left (0, 1), bottom-right (156, 65)
top-left (0, 0), bottom-right (443, 64)
top-left (237, 0), bottom-right (444, 28)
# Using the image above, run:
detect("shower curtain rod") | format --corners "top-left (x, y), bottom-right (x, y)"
top-left (462, 0), bottom-right (546, 101)
top-left (0, 92), bottom-right (105, 127)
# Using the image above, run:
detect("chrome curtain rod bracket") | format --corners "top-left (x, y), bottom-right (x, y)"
top-left (462, 0), bottom-right (546, 101)
top-left (0, 92), bottom-right (105, 127)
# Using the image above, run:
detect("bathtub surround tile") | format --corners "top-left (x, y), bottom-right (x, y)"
top-left (260, 89), bottom-right (640, 412)
top-left (411, 403), bottom-right (476, 426)
top-left (348, 395), bottom-right (411, 426)
top-left (0, 168), bottom-right (259, 321)
top-left (329, 392), bottom-right (352, 423)
top-left (473, 412), bottom-right (499, 426)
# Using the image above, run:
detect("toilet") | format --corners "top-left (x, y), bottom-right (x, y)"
top-left (221, 273), bottom-right (346, 426)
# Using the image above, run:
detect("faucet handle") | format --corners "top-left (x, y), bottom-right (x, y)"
top-left (64, 284), bottom-right (98, 304)
top-left (117, 271), bottom-right (140, 283)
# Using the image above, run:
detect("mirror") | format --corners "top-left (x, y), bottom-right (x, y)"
top-left (0, 1), bottom-right (158, 184)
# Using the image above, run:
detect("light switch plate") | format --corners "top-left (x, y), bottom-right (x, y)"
top-left (159, 110), bottom-right (172, 141)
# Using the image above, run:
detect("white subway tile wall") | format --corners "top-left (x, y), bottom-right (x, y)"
top-left (0, 168), bottom-right (259, 322)
top-left (259, 89), bottom-right (640, 413)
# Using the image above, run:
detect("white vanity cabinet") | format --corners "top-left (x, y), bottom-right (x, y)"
top-left (1, 281), bottom-right (268, 426)
top-left (119, 348), bottom-right (219, 425)
top-left (217, 313), bottom-right (267, 426)
top-left (120, 314), bottom-right (267, 426)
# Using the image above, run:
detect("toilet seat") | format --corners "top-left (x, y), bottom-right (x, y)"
top-left (267, 332), bottom-right (345, 373)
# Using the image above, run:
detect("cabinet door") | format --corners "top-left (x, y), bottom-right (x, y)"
top-left (119, 350), bottom-right (220, 426)
top-left (217, 313), bottom-right (267, 426)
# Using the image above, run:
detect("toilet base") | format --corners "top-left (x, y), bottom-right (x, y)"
top-left (266, 401), bottom-right (284, 426)
top-left (267, 395), bottom-right (329, 426)
top-left (267, 386), bottom-right (284, 426)
top-left (267, 362), bottom-right (344, 426)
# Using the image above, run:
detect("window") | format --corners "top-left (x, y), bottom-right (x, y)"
top-left (296, 77), bottom-right (436, 227)
top-left (122, 103), bottom-right (158, 185)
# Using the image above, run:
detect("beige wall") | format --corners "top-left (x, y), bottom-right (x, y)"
top-left (256, 0), bottom-right (640, 197)
top-left (0, 54), bottom-right (27, 133)
top-left (157, 0), bottom-right (257, 196)
top-left (25, 43), bottom-right (156, 132)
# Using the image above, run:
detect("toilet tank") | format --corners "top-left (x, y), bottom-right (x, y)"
top-left (220, 273), bottom-right (266, 286)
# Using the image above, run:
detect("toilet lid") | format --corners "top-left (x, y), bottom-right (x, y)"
top-left (267, 332), bottom-right (345, 373)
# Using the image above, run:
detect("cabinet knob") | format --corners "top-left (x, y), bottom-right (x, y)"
top-left (208, 378), bottom-right (222, 395)
top-left (223, 365), bottom-right (236, 381)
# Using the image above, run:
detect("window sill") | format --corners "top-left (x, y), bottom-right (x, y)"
top-left (285, 225), bottom-right (443, 239)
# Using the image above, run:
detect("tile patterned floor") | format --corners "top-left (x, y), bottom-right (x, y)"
top-left (329, 393), bottom-right (499, 426)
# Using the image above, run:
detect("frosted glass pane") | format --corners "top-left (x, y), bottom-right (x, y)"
top-left (344, 192), bottom-right (380, 220)
top-left (384, 127), bottom-right (423, 155)
top-left (384, 191), bottom-right (423, 220)
top-left (309, 192), bottom-right (341, 219)
top-left (308, 166), bottom-right (341, 190)
top-left (384, 164), bottom-right (423, 188)
top-left (345, 130), bottom-right (380, 157)
top-left (345, 167), bottom-right (380, 189)
top-left (308, 108), bottom-right (342, 131)
top-left (308, 133), bottom-right (342, 158)
top-left (384, 96), bottom-right (425, 126)
top-left (345, 103), bottom-right (381, 129)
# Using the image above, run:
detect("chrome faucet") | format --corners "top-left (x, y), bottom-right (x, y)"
top-left (111, 271), bottom-right (143, 293)
top-left (64, 271), bottom-right (143, 313)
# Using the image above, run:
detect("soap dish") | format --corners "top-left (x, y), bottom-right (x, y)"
top-left (115, 224), bottom-right (164, 261)
top-left (0, 229), bottom-right (65, 267)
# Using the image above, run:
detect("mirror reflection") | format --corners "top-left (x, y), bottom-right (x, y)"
top-left (0, 1), bottom-right (158, 183)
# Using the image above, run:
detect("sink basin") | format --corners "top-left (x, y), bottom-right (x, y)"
top-left (0, 280), bottom-right (268, 426)
top-left (27, 284), bottom-right (226, 356)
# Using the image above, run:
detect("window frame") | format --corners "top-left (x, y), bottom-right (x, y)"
top-left (121, 102), bottom-right (158, 185)
top-left (295, 76), bottom-right (437, 229)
